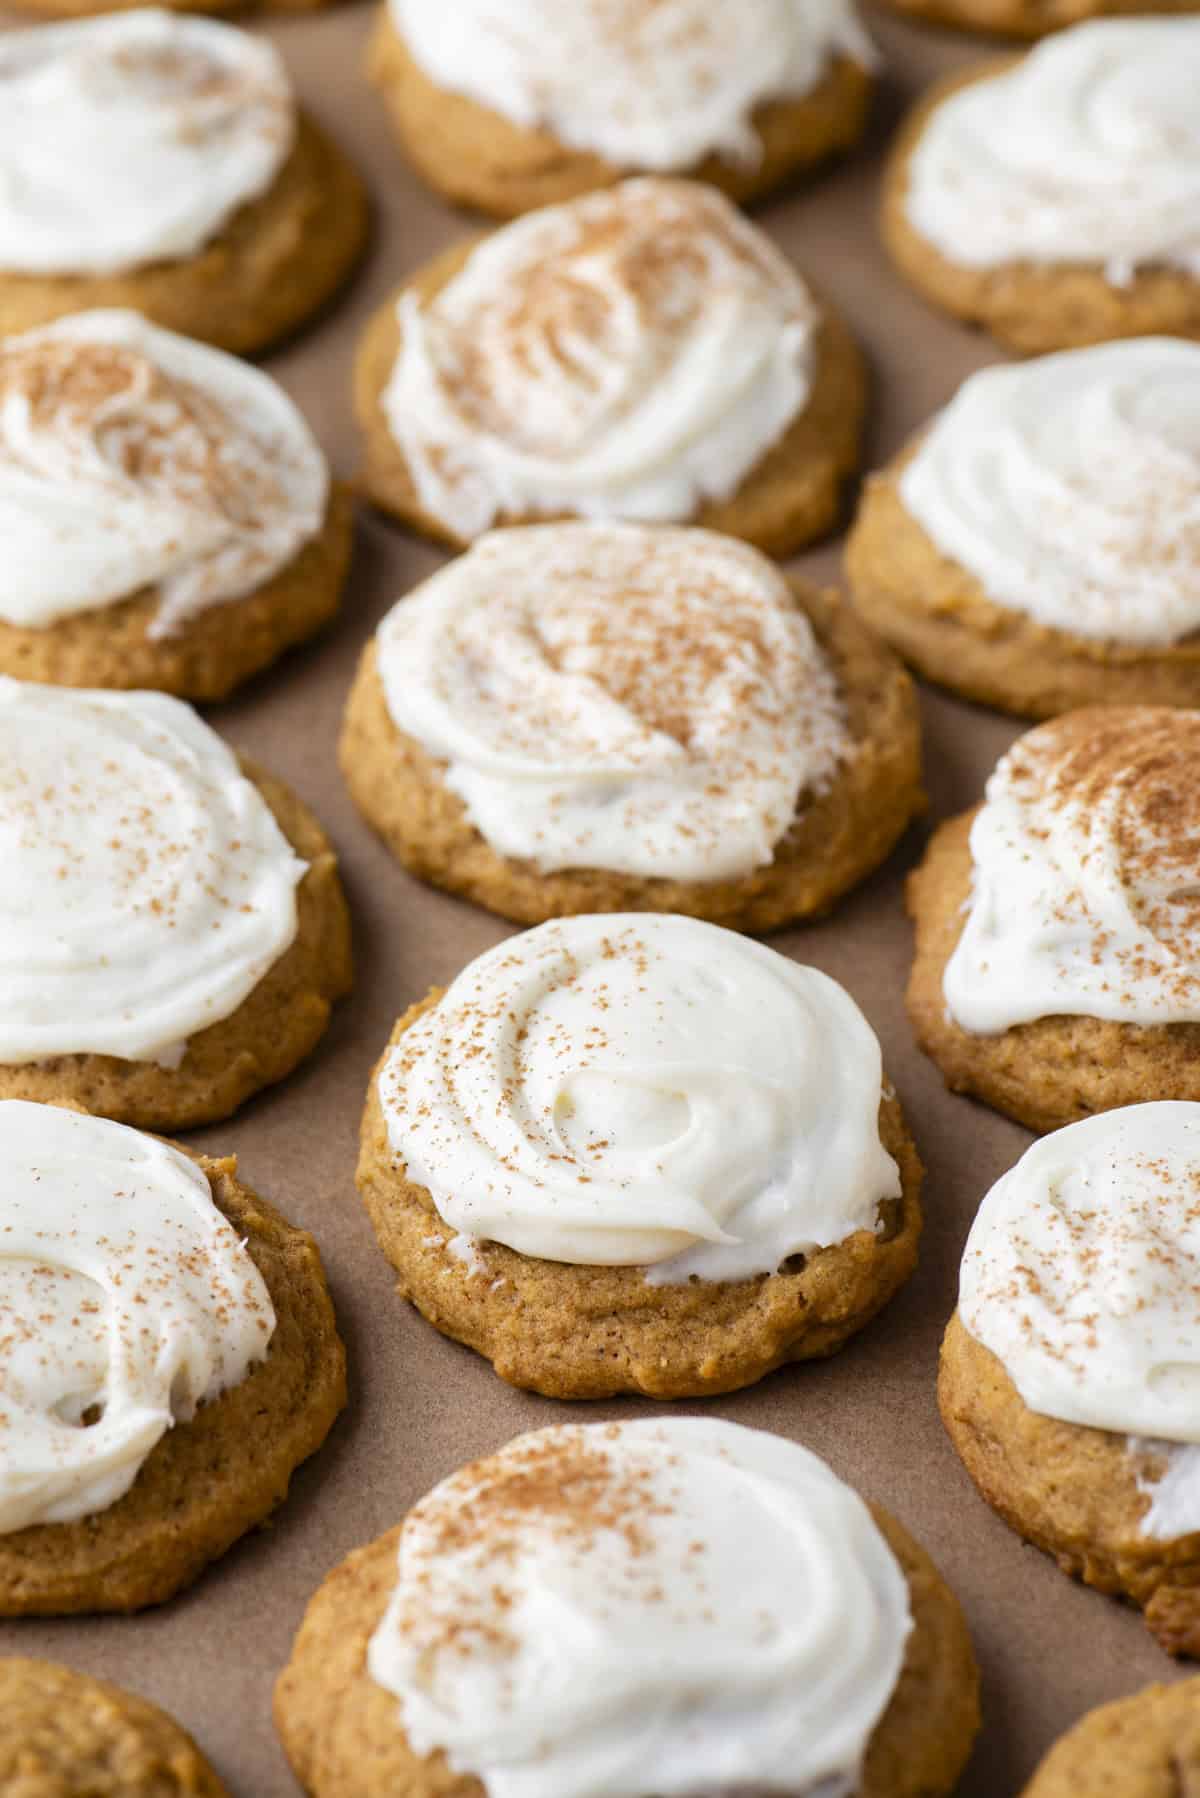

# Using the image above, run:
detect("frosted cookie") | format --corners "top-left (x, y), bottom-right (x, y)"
top-left (0, 1102), bottom-right (345, 1614)
top-left (1020, 1679), bottom-right (1200, 1795)
top-left (846, 339), bottom-right (1200, 718)
top-left (883, 23), bottom-right (1200, 354)
top-left (276, 1420), bottom-right (979, 1798)
top-left (354, 179), bottom-right (866, 557)
top-left (941, 1104), bottom-right (1200, 1657)
top-left (0, 312), bottom-right (352, 700)
top-left (907, 708), bottom-right (1200, 1133)
top-left (368, 0), bottom-right (877, 219)
top-left (341, 525), bottom-right (922, 932)
top-left (0, 11), bottom-right (368, 354)
top-left (358, 913), bottom-right (922, 1400)
top-left (0, 681), bottom-right (352, 1130)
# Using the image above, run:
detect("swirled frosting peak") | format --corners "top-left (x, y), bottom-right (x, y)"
top-left (368, 1418), bottom-right (911, 1798)
top-left (904, 20), bottom-right (1200, 281)
top-left (0, 1101), bottom-right (274, 1533)
top-left (945, 708), bottom-right (1200, 1034)
top-left (390, 0), bottom-right (876, 172)
top-left (376, 524), bottom-right (850, 882)
top-left (0, 312), bottom-right (328, 638)
top-left (0, 10), bottom-right (295, 277)
top-left (379, 913), bottom-right (900, 1281)
top-left (382, 179), bottom-right (820, 541)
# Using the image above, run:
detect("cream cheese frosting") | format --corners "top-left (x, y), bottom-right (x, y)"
top-left (0, 680), bottom-right (306, 1066)
top-left (944, 708), bottom-right (1200, 1034)
top-left (366, 1417), bottom-right (912, 1798)
top-left (903, 20), bottom-right (1200, 283)
top-left (0, 10), bottom-right (295, 278)
top-left (388, 0), bottom-right (876, 173)
top-left (899, 340), bottom-right (1200, 648)
top-left (0, 311), bottom-right (329, 639)
top-left (378, 913), bottom-right (900, 1282)
top-left (375, 524), bottom-right (850, 883)
top-left (381, 179), bottom-right (821, 542)
top-left (0, 1100), bottom-right (274, 1534)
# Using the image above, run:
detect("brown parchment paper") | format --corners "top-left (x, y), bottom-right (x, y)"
top-left (0, 7), bottom-right (1178, 1792)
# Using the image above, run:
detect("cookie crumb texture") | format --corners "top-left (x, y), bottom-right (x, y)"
top-left (1020, 1678), bottom-right (1200, 1795)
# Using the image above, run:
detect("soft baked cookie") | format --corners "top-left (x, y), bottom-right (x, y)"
top-left (0, 11), bottom-right (367, 355)
top-left (0, 1101), bottom-right (345, 1614)
top-left (846, 339), bottom-right (1200, 717)
top-left (1020, 1679), bottom-right (1200, 1795)
top-left (341, 525), bottom-right (922, 932)
top-left (0, 1659), bottom-right (229, 1795)
top-left (908, 708), bottom-right (1200, 1133)
top-left (367, 0), bottom-right (876, 218)
top-left (883, 24), bottom-right (1200, 354)
top-left (940, 1105), bottom-right (1200, 1657)
top-left (358, 913), bottom-right (922, 1401)
top-left (276, 1419), bottom-right (978, 1798)
top-left (0, 312), bottom-right (352, 701)
top-left (0, 681), bottom-right (352, 1131)
top-left (877, 0), bottom-right (1198, 40)
top-left (354, 179), bottom-right (866, 557)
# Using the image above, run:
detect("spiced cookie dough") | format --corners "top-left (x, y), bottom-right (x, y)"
top-left (940, 1106), bottom-right (1200, 1657)
top-left (883, 24), bottom-right (1200, 354)
top-left (368, 0), bottom-right (876, 218)
top-left (1020, 1679), bottom-right (1200, 1795)
top-left (0, 1102), bottom-right (345, 1615)
top-left (0, 312), bottom-right (352, 701)
top-left (277, 1419), bottom-right (978, 1798)
top-left (908, 708), bottom-right (1200, 1133)
top-left (358, 914), bottom-right (921, 1401)
top-left (354, 179), bottom-right (865, 558)
top-left (0, 12), bottom-right (367, 355)
top-left (342, 525), bottom-right (921, 932)
top-left (846, 339), bottom-right (1200, 717)
top-left (0, 682), bottom-right (352, 1132)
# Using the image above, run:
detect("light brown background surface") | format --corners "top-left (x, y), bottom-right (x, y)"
top-left (0, 7), bottom-right (1176, 1792)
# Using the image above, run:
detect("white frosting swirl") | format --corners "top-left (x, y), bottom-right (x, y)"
top-left (382, 179), bottom-right (820, 542)
top-left (0, 311), bottom-right (328, 639)
top-left (944, 709), bottom-right (1200, 1034)
top-left (389, 0), bottom-right (876, 172)
top-left (376, 525), bottom-right (849, 882)
top-left (0, 680), bottom-right (306, 1066)
top-left (904, 20), bottom-right (1200, 282)
top-left (367, 1418), bottom-right (912, 1798)
top-left (900, 340), bottom-right (1200, 648)
top-left (0, 10), bottom-right (295, 278)
top-left (0, 1101), bottom-right (274, 1534)
top-left (379, 913), bottom-right (900, 1282)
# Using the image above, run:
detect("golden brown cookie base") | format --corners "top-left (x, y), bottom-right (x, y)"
top-left (882, 65), bottom-right (1200, 354)
top-left (274, 1501), bottom-right (978, 1798)
top-left (0, 114), bottom-right (369, 356)
top-left (846, 449), bottom-right (1200, 718)
top-left (1020, 1677), bottom-right (1200, 1795)
top-left (878, 0), bottom-right (1198, 35)
top-left (940, 1314), bottom-right (1200, 1657)
top-left (366, 13), bottom-right (873, 219)
top-left (0, 485), bottom-right (354, 702)
top-left (340, 579), bottom-right (923, 933)
top-left (0, 1153), bottom-right (346, 1616)
top-left (0, 762), bottom-right (353, 1132)
top-left (354, 240), bottom-right (865, 558)
top-left (907, 806), bottom-right (1200, 1133)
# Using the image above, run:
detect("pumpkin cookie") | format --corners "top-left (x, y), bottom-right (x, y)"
top-left (846, 339), bottom-right (1200, 718)
top-left (908, 708), bottom-right (1200, 1133)
top-left (276, 1419), bottom-right (978, 1798)
top-left (941, 1105), bottom-right (1200, 1657)
top-left (354, 179), bottom-right (865, 557)
top-left (341, 524), bottom-right (922, 932)
top-left (0, 681), bottom-right (352, 1131)
top-left (367, 0), bottom-right (876, 218)
top-left (0, 1101), bottom-right (345, 1614)
top-left (1020, 1679), bottom-right (1200, 1795)
top-left (358, 913), bottom-right (921, 1401)
top-left (0, 11), bottom-right (368, 355)
top-left (883, 24), bottom-right (1200, 355)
